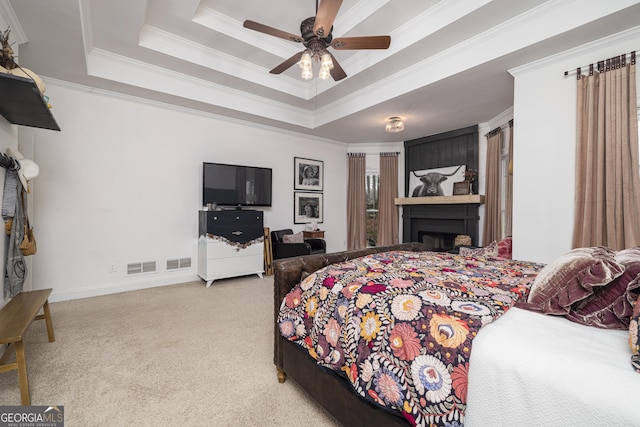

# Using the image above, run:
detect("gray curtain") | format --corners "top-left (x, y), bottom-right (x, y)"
top-left (377, 152), bottom-right (399, 246)
top-left (573, 58), bottom-right (640, 249)
top-left (347, 153), bottom-right (366, 250)
top-left (483, 128), bottom-right (502, 245)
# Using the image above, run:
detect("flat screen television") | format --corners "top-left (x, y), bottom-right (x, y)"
top-left (202, 162), bottom-right (272, 207)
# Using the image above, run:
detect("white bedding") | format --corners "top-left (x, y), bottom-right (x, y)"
top-left (466, 307), bottom-right (640, 426)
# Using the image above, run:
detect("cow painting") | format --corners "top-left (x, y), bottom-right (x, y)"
top-left (409, 165), bottom-right (466, 197)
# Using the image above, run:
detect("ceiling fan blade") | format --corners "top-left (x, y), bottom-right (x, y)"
top-left (331, 36), bottom-right (391, 50)
top-left (314, 0), bottom-right (343, 38)
top-left (243, 20), bottom-right (303, 43)
top-left (270, 51), bottom-right (305, 74)
top-left (328, 52), bottom-right (347, 81)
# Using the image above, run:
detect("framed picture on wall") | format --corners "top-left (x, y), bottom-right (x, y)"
top-left (409, 165), bottom-right (466, 197)
top-left (294, 157), bottom-right (323, 191)
top-left (294, 192), bottom-right (323, 224)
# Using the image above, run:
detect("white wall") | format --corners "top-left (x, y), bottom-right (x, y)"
top-left (24, 81), bottom-right (349, 302)
top-left (511, 27), bottom-right (640, 263)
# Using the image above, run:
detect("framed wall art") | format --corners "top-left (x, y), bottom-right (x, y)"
top-left (294, 192), bottom-right (323, 224)
top-left (294, 157), bottom-right (323, 191)
top-left (409, 165), bottom-right (466, 197)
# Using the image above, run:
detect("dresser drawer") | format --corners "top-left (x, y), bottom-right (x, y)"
top-left (204, 240), bottom-right (263, 259)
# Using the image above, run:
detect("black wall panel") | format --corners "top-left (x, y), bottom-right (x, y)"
top-left (402, 125), bottom-right (480, 245)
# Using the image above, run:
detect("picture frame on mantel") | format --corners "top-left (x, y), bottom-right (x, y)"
top-left (294, 157), bottom-right (323, 191)
top-left (452, 181), bottom-right (471, 195)
top-left (294, 192), bottom-right (323, 224)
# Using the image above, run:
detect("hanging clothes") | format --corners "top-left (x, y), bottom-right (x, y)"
top-left (3, 169), bottom-right (27, 298)
top-left (2, 167), bottom-right (19, 219)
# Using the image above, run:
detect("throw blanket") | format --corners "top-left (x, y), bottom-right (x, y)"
top-left (278, 251), bottom-right (544, 426)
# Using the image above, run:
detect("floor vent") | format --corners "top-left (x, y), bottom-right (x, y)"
top-left (127, 261), bottom-right (157, 275)
top-left (167, 257), bottom-right (192, 270)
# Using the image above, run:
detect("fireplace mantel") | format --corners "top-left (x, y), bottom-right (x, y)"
top-left (395, 195), bottom-right (485, 205)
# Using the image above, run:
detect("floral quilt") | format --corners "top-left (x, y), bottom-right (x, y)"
top-left (277, 251), bottom-right (544, 426)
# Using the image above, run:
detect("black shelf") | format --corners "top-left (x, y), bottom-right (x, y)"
top-left (0, 72), bottom-right (60, 131)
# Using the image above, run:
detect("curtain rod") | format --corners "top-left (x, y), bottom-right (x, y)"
top-left (380, 151), bottom-right (400, 157)
top-left (485, 126), bottom-right (502, 138)
top-left (347, 152), bottom-right (366, 158)
top-left (563, 50), bottom-right (636, 80)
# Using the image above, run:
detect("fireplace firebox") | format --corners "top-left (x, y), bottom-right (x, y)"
top-left (402, 204), bottom-right (479, 248)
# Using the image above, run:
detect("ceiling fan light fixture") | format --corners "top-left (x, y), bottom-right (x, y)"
top-left (301, 67), bottom-right (313, 80)
top-left (318, 67), bottom-right (330, 80)
top-left (300, 51), bottom-right (312, 69)
top-left (320, 52), bottom-right (333, 70)
top-left (385, 116), bottom-right (405, 133)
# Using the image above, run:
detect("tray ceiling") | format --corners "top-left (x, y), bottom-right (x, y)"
top-left (6, 0), bottom-right (640, 143)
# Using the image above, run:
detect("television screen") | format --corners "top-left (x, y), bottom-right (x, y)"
top-left (203, 162), bottom-right (272, 207)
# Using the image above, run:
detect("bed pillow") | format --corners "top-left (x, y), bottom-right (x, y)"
top-left (526, 247), bottom-right (625, 315)
top-left (630, 293), bottom-right (640, 373)
top-left (567, 247), bottom-right (640, 329)
top-left (497, 237), bottom-right (513, 259)
top-left (459, 241), bottom-right (498, 258)
top-left (282, 232), bottom-right (304, 244)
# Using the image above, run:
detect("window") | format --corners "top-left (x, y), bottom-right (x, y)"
top-left (366, 173), bottom-right (379, 247)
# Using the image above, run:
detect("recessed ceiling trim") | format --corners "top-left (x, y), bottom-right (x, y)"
top-left (86, 48), bottom-right (314, 128)
top-left (308, 0), bottom-right (495, 96)
top-left (146, 0), bottom-right (496, 105)
top-left (193, 6), bottom-right (300, 60)
top-left (331, 0), bottom-right (391, 37)
top-left (139, 25), bottom-right (312, 99)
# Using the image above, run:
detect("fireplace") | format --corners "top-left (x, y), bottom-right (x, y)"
top-left (418, 231), bottom-right (458, 252)
top-left (402, 204), bottom-right (479, 248)
top-left (402, 125), bottom-right (481, 248)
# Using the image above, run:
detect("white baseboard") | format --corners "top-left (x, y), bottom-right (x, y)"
top-left (46, 272), bottom-right (201, 302)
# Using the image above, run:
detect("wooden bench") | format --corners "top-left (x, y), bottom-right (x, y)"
top-left (0, 289), bottom-right (55, 405)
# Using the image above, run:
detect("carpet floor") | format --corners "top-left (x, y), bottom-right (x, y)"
top-left (0, 276), bottom-right (340, 426)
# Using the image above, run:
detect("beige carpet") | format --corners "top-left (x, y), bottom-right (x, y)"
top-left (0, 276), bottom-right (340, 427)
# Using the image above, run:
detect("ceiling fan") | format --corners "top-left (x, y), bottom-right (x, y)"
top-left (243, 0), bottom-right (391, 81)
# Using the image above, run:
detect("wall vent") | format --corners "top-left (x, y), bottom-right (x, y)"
top-left (127, 261), bottom-right (157, 275)
top-left (127, 263), bottom-right (142, 275)
top-left (166, 257), bottom-right (192, 270)
top-left (142, 261), bottom-right (156, 273)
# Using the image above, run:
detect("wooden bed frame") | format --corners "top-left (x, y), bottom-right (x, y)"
top-left (273, 243), bottom-right (425, 426)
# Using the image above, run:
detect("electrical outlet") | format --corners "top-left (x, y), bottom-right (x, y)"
top-left (108, 263), bottom-right (116, 273)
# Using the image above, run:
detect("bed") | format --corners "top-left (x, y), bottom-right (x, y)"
top-left (273, 243), bottom-right (640, 427)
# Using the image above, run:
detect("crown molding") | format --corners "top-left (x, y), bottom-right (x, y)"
top-left (0, 0), bottom-right (27, 44)
top-left (193, 6), bottom-right (298, 60)
top-left (138, 25), bottom-right (311, 99)
top-left (85, 48), bottom-right (315, 127)
top-left (43, 76), bottom-right (349, 147)
top-left (509, 25), bottom-right (640, 77)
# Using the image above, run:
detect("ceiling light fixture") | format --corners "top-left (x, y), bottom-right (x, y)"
top-left (299, 50), bottom-right (334, 80)
top-left (385, 116), bottom-right (405, 133)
